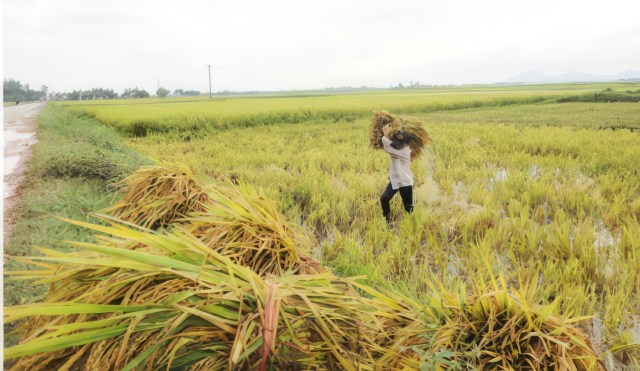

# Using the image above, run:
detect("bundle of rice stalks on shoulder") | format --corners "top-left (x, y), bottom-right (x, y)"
top-left (4, 219), bottom-right (410, 370)
top-left (369, 111), bottom-right (401, 150)
top-left (102, 165), bottom-right (210, 230)
top-left (398, 115), bottom-right (432, 160)
top-left (181, 183), bottom-right (324, 277)
top-left (369, 111), bottom-right (432, 159)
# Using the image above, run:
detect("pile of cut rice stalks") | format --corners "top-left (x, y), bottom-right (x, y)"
top-left (5, 220), bottom-right (420, 370)
top-left (102, 165), bottom-right (209, 230)
top-left (4, 166), bottom-right (602, 369)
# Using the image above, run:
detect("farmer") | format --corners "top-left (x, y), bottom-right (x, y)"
top-left (380, 124), bottom-right (413, 224)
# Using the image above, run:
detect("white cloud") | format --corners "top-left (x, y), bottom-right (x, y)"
top-left (3, 0), bottom-right (640, 93)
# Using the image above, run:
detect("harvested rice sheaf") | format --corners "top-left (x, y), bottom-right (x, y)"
top-left (3, 221), bottom-right (412, 370)
top-left (397, 115), bottom-right (432, 160)
top-left (181, 183), bottom-right (324, 276)
top-left (103, 166), bottom-right (321, 277)
top-left (397, 285), bottom-right (604, 370)
top-left (369, 111), bottom-right (432, 159)
top-left (102, 165), bottom-right (210, 230)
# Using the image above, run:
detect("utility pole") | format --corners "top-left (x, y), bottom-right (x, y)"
top-left (157, 78), bottom-right (160, 90)
top-left (209, 65), bottom-right (211, 99)
top-left (208, 64), bottom-right (212, 99)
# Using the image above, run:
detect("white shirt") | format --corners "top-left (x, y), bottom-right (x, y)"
top-left (382, 136), bottom-right (413, 189)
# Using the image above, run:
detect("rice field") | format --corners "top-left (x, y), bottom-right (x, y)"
top-left (6, 83), bottom-right (640, 368)
top-left (57, 83), bottom-right (638, 135)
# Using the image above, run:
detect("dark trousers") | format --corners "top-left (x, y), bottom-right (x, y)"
top-left (380, 183), bottom-right (413, 223)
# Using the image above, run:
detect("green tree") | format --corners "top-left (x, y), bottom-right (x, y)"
top-left (68, 90), bottom-right (81, 100)
top-left (121, 88), bottom-right (150, 99)
top-left (182, 90), bottom-right (201, 96)
top-left (156, 87), bottom-right (170, 98)
top-left (4, 78), bottom-right (24, 102)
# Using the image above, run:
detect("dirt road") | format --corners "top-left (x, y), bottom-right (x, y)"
top-left (3, 102), bottom-right (44, 221)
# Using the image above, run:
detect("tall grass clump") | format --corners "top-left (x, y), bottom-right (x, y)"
top-left (29, 105), bottom-right (149, 181)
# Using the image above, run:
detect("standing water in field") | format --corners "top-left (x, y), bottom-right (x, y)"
top-left (495, 167), bottom-right (508, 182)
top-left (413, 151), bottom-right (441, 206)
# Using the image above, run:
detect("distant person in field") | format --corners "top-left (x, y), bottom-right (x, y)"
top-left (380, 124), bottom-right (413, 224)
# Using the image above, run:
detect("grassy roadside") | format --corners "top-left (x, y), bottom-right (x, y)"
top-left (3, 104), bottom-right (151, 307)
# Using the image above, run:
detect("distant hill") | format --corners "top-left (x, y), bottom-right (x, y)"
top-left (506, 69), bottom-right (640, 84)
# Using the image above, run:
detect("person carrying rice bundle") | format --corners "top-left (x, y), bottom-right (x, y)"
top-left (380, 123), bottom-right (414, 225)
top-left (370, 111), bottom-right (431, 225)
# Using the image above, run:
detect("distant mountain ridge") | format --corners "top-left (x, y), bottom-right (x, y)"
top-left (506, 69), bottom-right (640, 84)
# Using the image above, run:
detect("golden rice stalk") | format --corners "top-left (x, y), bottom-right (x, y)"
top-left (189, 356), bottom-right (226, 370)
top-left (181, 183), bottom-right (324, 277)
top-left (4, 219), bottom-right (409, 370)
top-left (101, 165), bottom-right (210, 230)
top-left (369, 111), bottom-right (432, 159)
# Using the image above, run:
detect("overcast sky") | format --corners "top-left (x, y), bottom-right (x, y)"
top-left (3, 0), bottom-right (640, 93)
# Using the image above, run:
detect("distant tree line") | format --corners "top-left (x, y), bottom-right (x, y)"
top-left (49, 88), bottom-right (119, 101)
top-left (3, 79), bottom-right (47, 102)
top-left (46, 87), bottom-right (204, 101)
top-left (4, 78), bottom-right (203, 102)
top-left (121, 88), bottom-right (150, 99)
top-left (392, 81), bottom-right (422, 89)
top-left (48, 87), bottom-right (150, 100)
top-left (173, 89), bottom-right (202, 96)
